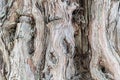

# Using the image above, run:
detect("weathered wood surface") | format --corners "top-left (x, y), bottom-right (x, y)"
top-left (0, 0), bottom-right (120, 80)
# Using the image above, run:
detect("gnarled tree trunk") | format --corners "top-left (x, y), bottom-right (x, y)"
top-left (0, 0), bottom-right (120, 80)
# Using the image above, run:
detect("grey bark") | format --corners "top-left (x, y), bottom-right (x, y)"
top-left (0, 0), bottom-right (120, 80)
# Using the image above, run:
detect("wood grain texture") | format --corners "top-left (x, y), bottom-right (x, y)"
top-left (0, 0), bottom-right (120, 80)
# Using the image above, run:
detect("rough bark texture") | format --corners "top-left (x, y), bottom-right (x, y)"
top-left (0, 0), bottom-right (120, 80)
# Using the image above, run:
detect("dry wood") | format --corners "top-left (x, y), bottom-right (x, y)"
top-left (0, 0), bottom-right (120, 80)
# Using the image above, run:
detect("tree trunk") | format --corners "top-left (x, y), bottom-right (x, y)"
top-left (0, 0), bottom-right (120, 80)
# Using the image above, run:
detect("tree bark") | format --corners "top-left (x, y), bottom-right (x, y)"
top-left (0, 0), bottom-right (120, 80)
